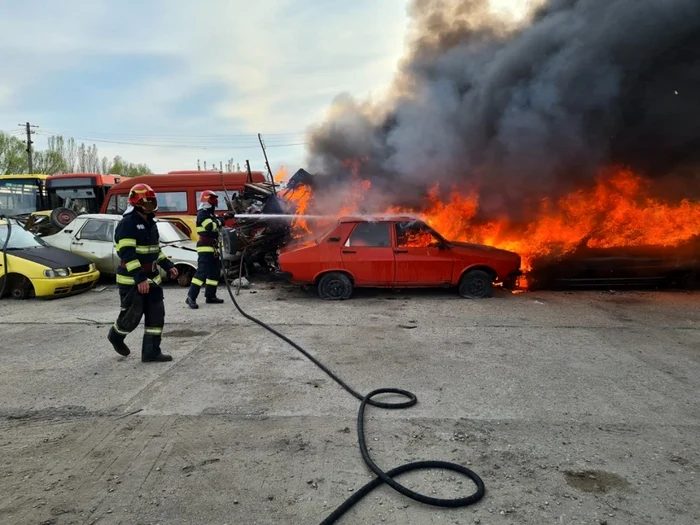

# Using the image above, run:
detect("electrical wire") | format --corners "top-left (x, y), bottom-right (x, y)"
top-left (33, 131), bottom-right (307, 150)
top-left (220, 246), bottom-right (485, 524)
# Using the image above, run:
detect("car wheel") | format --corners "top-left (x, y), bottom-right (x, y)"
top-left (678, 270), bottom-right (698, 289)
top-left (176, 265), bottom-right (194, 287)
top-left (458, 270), bottom-right (493, 299)
top-left (317, 272), bottom-right (353, 300)
top-left (9, 275), bottom-right (34, 300)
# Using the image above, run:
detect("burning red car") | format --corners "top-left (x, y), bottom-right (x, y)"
top-left (275, 215), bottom-right (522, 299)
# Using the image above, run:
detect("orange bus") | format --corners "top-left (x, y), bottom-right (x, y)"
top-left (47, 173), bottom-right (123, 215)
top-left (24, 173), bottom-right (124, 234)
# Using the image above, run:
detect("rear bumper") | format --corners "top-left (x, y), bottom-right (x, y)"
top-left (33, 270), bottom-right (101, 298)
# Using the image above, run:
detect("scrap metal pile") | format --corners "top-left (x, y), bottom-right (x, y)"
top-left (219, 169), bottom-right (316, 277)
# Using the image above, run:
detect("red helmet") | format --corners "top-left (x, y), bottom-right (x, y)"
top-left (128, 183), bottom-right (158, 212)
top-left (200, 190), bottom-right (218, 206)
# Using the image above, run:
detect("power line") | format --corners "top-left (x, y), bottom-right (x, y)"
top-left (33, 130), bottom-right (307, 150)
top-left (37, 128), bottom-right (307, 140)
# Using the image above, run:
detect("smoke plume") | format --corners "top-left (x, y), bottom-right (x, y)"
top-left (306, 0), bottom-right (700, 218)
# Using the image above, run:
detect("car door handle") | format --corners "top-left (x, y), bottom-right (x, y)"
top-left (342, 250), bottom-right (356, 254)
top-left (394, 249), bottom-right (408, 254)
top-left (72, 242), bottom-right (83, 246)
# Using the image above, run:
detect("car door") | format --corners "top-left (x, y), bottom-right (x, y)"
top-left (340, 221), bottom-right (395, 285)
top-left (71, 219), bottom-right (116, 273)
top-left (393, 221), bottom-right (454, 285)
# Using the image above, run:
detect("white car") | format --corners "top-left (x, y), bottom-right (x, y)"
top-left (42, 214), bottom-right (200, 286)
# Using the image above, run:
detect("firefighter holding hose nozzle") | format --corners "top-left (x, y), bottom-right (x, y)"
top-left (186, 190), bottom-right (225, 309)
top-left (108, 183), bottom-right (178, 362)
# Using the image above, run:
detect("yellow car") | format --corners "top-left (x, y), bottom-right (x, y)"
top-left (0, 219), bottom-right (100, 300)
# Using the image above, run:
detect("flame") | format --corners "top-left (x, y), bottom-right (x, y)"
top-left (280, 167), bottom-right (700, 278)
top-left (274, 166), bottom-right (288, 184)
top-left (283, 185), bottom-right (313, 235)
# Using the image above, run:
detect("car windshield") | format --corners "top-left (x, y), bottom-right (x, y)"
top-left (157, 221), bottom-right (191, 243)
top-left (0, 222), bottom-right (48, 250)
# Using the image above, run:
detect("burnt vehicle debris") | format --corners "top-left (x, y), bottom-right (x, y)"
top-left (219, 171), bottom-right (317, 277)
top-left (526, 236), bottom-right (700, 291)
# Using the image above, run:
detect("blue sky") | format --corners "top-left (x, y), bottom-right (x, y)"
top-left (0, 0), bottom-right (526, 174)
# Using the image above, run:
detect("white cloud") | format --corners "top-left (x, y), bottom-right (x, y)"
top-left (0, 0), bottom-right (410, 172)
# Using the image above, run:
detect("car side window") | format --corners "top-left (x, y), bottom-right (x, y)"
top-left (395, 222), bottom-right (441, 248)
top-left (78, 220), bottom-right (113, 242)
top-left (346, 222), bottom-right (391, 247)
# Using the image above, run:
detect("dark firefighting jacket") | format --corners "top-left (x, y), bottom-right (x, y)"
top-left (195, 207), bottom-right (222, 253)
top-left (114, 210), bottom-right (174, 287)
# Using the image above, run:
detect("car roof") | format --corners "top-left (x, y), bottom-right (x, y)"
top-left (74, 213), bottom-right (176, 224)
top-left (337, 214), bottom-right (423, 223)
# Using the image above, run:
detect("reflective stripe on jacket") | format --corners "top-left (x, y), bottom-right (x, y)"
top-left (114, 211), bottom-right (174, 285)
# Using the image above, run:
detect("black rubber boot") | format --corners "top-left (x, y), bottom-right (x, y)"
top-left (186, 297), bottom-right (199, 309)
top-left (141, 334), bottom-right (173, 363)
top-left (205, 297), bottom-right (224, 304)
top-left (108, 327), bottom-right (130, 357)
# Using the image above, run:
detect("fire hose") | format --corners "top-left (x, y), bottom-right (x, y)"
top-left (220, 246), bottom-right (485, 524)
top-left (0, 216), bottom-right (12, 300)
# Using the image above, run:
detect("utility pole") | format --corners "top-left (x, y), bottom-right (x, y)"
top-left (19, 122), bottom-right (38, 173)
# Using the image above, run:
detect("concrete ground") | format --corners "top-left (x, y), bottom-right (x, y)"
top-left (0, 280), bottom-right (698, 525)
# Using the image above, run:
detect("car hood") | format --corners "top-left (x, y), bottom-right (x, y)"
top-left (448, 241), bottom-right (519, 259)
top-left (9, 246), bottom-right (93, 269)
top-left (163, 240), bottom-right (197, 251)
top-left (161, 242), bottom-right (198, 262)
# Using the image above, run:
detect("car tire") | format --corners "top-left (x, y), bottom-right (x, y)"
top-left (317, 272), bottom-right (353, 300)
top-left (9, 275), bottom-right (34, 300)
top-left (50, 207), bottom-right (78, 230)
top-left (176, 265), bottom-right (194, 287)
top-left (458, 270), bottom-right (494, 299)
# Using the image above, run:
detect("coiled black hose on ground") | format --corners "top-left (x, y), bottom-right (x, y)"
top-left (221, 250), bottom-right (485, 524)
top-left (0, 216), bottom-right (11, 300)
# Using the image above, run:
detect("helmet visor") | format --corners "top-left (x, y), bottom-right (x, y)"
top-left (139, 198), bottom-right (158, 212)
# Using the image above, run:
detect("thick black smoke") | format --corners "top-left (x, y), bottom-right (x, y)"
top-left (306, 0), bottom-right (700, 218)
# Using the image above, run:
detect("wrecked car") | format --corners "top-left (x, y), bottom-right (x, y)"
top-left (0, 218), bottom-right (100, 299)
top-left (527, 236), bottom-right (700, 290)
top-left (274, 215), bottom-right (522, 299)
top-left (42, 214), bottom-right (200, 286)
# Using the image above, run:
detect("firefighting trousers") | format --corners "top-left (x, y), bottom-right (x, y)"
top-left (188, 252), bottom-right (221, 300)
top-left (112, 284), bottom-right (165, 358)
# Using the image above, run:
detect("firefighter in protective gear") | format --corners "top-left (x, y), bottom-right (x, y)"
top-left (107, 183), bottom-right (179, 362)
top-left (186, 190), bottom-right (225, 309)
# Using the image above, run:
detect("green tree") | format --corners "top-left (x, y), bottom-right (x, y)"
top-left (0, 131), bottom-right (153, 177)
top-left (0, 133), bottom-right (28, 174)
